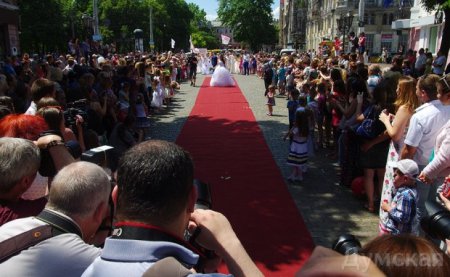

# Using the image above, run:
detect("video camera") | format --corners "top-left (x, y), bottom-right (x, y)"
top-left (421, 200), bottom-right (450, 241)
top-left (64, 99), bottom-right (88, 130)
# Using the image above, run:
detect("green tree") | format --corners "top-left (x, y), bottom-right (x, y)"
top-left (19, 0), bottom-right (67, 53)
top-left (218, 0), bottom-right (277, 51)
top-left (188, 3), bottom-right (220, 49)
top-left (421, 0), bottom-right (450, 56)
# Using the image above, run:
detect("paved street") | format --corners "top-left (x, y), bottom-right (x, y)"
top-left (149, 73), bottom-right (379, 247)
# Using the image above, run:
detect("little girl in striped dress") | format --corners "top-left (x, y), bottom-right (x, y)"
top-left (284, 109), bottom-right (310, 182)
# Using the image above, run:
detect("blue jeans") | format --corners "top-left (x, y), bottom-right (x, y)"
top-left (243, 61), bottom-right (249, 75)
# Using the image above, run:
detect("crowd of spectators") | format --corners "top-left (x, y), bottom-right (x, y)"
top-left (0, 42), bottom-right (450, 275)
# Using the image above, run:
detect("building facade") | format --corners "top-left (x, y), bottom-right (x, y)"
top-left (306, 0), bottom-right (411, 55)
top-left (279, 0), bottom-right (307, 50)
top-left (0, 0), bottom-right (20, 59)
top-left (392, 0), bottom-right (444, 55)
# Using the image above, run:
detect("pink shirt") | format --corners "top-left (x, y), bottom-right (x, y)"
top-left (423, 120), bottom-right (450, 178)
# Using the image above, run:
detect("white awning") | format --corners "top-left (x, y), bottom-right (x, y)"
top-left (391, 19), bottom-right (411, 30)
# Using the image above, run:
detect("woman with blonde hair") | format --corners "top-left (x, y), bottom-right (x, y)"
top-left (378, 76), bottom-right (420, 233)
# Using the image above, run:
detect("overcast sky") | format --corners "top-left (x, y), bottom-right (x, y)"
top-left (185, 0), bottom-right (280, 21)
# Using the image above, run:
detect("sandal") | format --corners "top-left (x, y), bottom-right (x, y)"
top-left (364, 203), bottom-right (375, 213)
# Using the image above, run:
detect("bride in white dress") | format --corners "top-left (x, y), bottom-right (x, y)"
top-left (210, 55), bottom-right (235, 87)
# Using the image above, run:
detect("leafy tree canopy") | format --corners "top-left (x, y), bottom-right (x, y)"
top-left (218, 0), bottom-right (277, 51)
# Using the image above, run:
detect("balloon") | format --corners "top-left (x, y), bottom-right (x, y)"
top-left (351, 176), bottom-right (365, 197)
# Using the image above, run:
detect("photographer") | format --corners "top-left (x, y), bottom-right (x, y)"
top-left (82, 140), bottom-right (262, 277)
top-left (0, 162), bottom-right (111, 276)
top-left (37, 98), bottom-right (85, 152)
top-left (0, 114), bottom-right (75, 200)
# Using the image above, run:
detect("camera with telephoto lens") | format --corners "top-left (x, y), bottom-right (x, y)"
top-left (332, 234), bottom-right (362, 255)
top-left (194, 179), bottom-right (212, 210)
top-left (420, 200), bottom-right (450, 241)
top-left (64, 99), bottom-right (88, 131)
top-left (185, 179), bottom-right (215, 271)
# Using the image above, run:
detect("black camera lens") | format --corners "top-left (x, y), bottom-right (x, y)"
top-left (421, 200), bottom-right (450, 241)
top-left (332, 234), bottom-right (362, 255)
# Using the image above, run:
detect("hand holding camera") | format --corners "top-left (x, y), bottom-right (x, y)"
top-left (356, 91), bottom-right (364, 105)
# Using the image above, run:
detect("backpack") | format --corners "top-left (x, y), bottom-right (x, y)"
top-left (264, 66), bottom-right (273, 81)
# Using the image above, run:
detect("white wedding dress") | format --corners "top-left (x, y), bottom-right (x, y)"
top-left (210, 61), bottom-right (235, 87)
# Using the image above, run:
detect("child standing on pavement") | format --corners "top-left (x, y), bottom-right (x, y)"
top-left (287, 88), bottom-right (299, 129)
top-left (284, 109), bottom-right (310, 182)
top-left (266, 85), bottom-right (276, 116)
top-left (277, 63), bottom-right (287, 95)
top-left (380, 159), bottom-right (419, 235)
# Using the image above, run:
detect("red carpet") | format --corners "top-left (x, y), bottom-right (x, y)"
top-left (176, 77), bottom-right (314, 276)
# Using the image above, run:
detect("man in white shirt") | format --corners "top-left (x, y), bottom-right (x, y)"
top-left (414, 48), bottom-right (426, 76)
top-left (401, 74), bottom-right (450, 229)
top-left (24, 78), bottom-right (56, 115)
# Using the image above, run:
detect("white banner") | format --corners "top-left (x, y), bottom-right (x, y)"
top-left (221, 34), bottom-right (231, 45)
top-left (171, 38), bottom-right (175, 49)
top-left (189, 35), bottom-right (195, 51)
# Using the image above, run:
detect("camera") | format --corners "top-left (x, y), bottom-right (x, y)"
top-left (420, 200), bottom-right (450, 241)
top-left (194, 179), bottom-right (212, 210)
top-left (81, 145), bottom-right (114, 166)
top-left (185, 179), bottom-right (215, 269)
top-left (64, 99), bottom-right (88, 130)
top-left (332, 234), bottom-right (362, 255)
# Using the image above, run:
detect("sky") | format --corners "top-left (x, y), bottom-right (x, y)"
top-left (185, 0), bottom-right (280, 21)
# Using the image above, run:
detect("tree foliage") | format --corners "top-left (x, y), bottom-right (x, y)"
top-left (218, 0), bottom-right (277, 51)
top-left (18, 0), bottom-right (198, 53)
top-left (18, 0), bottom-right (67, 53)
top-left (188, 3), bottom-right (220, 49)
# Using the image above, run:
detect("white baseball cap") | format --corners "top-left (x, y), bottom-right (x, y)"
top-left (394, 159), bottom-right (419, 179)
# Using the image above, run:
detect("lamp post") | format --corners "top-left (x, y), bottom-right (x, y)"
top-left (337, 11), bottom-right (354, 54)
top-left (82, 14), bottom-right (94, 37)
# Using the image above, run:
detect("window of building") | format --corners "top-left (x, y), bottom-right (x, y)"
top-left (371, 13), bottom-right (376, 25)
top-left (382, 14), bottom-right (388, 25)
top-left (429, 26), bottom-right (438, 54)
top-left (399, 33), bottom-right (409, 51)
top-left (366, 34), bottom-right (374, 54)
top-left (381, 42), bottom-right (392, 53)
top-left (389, 14), bottom-right (395, 25)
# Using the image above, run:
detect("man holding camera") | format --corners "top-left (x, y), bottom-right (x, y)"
top-left (82, 140), bottom-right (262, 277)
top-left (0, 161), bottom-right (111, 277)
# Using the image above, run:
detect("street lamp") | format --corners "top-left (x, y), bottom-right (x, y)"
top-left (82, 14), bottom-right (94, 36)
top-left (337, 11), bottom-right (354, 54)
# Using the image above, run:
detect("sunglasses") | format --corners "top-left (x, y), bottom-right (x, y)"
top-left (439, 74), bottom-right (450, 93)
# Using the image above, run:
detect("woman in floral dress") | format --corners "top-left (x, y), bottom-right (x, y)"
top-left (378, 76), bottom-right (420, 234)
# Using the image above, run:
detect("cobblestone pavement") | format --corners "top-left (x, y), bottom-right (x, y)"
top-left (149, 73), bottom-right (379, 247)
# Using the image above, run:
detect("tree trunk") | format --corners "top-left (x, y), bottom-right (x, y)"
top-left (439, 8), bottom-right (450, 57)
